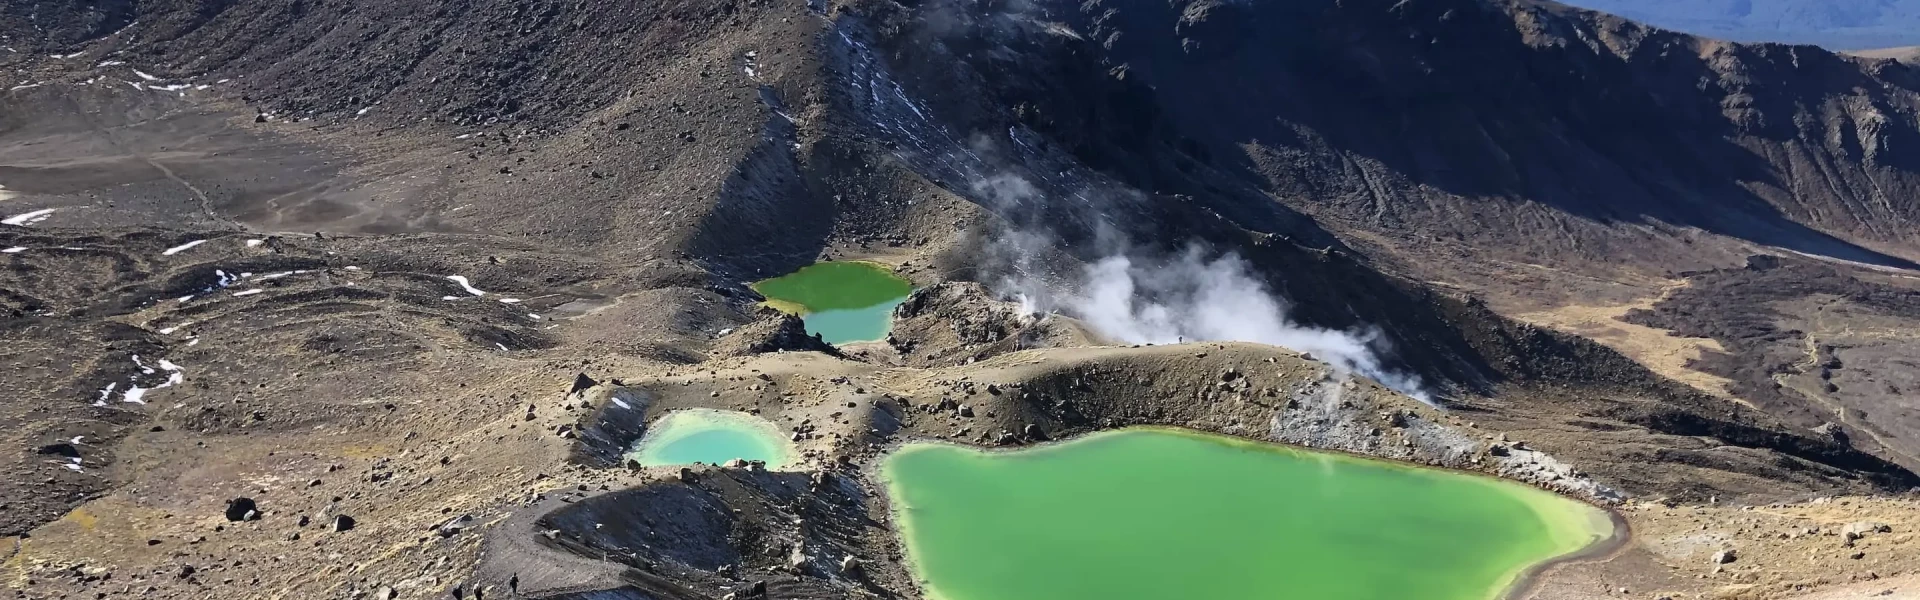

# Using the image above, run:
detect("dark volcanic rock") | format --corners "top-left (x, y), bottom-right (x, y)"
top-left (224, 498), bottom-right (258, 522)
top-left (707, 307), bottom-right (841, 359)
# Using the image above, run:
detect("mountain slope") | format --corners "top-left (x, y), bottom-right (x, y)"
top-left (1559, 0), bottom-right (1920, 48)
top-left (849, 0), bottom-right (1920, 464)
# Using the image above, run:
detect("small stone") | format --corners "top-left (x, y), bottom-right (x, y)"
top-left (437, 515), bottom-right (473, 537)
top-left (1843, 521), bottom-right (1892, 539)
top-left (1710, 549), bottom-right (1736, 564)
top-left (333, 515), bottom-right (356, 532)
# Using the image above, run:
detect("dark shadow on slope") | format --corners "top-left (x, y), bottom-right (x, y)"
top-left (1050, 0), bottom-right (1920, 270)
top-left (686, 85), bottom-right (835, 280)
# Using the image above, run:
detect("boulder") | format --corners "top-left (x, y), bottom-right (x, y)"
top-left (224, 498), bottom-right (258, 522)
top-left (1843, 521), bottom-right (1892, 539)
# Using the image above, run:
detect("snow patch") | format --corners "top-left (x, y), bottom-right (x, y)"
top-left (245, 239), bottom-right (264, 247)
top-left (2, 247), bottom-right (24, 253)
top-left (2, 208), bottom-right (56, 226)
top-left (161, 239), bottom-right (207, 255)
top-left (132, 69), bottom-right (161, 81)
top-left (232, 289), bottom-right (264, 297)
top-left (446, 275), bottom-right (486, 296)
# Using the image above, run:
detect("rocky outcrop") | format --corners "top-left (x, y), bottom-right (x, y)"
top-left (708, 307), bottom-right (840, 360)
top-left (888, 282), bottom-right (1098, 367)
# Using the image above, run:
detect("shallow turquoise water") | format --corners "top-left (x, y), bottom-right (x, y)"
top-left (627, 409), bottom-right (795, 469)
top-left (802, 301), bottom-right (908, 345)
top-left (751, 261), bottom-right (913, 345)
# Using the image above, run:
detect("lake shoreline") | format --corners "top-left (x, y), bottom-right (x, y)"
top-left (1498, 508), bottom-right (1634, 600)
top-left (872, 426), bottom-right (1631, 600)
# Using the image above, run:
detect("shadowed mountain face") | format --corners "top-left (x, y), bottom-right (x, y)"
top-left (931, 0), bottom-right (1920, 274)
top-left (1557, 0), bottom-right (1920, 49)
top-left (846, 0), bottom-right (1920, 467)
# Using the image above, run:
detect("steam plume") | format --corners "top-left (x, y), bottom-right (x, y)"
top-left (971, 174), bottom-right (1433, 404)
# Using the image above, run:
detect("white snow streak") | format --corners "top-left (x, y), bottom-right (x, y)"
top-left (446, 275), bottom-right (486, 296)
top-left (161, 239), bottom-right (207, 255)
top-left (2, 208), bottom-right (56, 226)
top-left (232, 289), bottom-right (264, 297)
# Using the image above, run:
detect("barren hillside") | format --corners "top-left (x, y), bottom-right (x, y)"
top-left (5, 0), bottom-right (1920, 599)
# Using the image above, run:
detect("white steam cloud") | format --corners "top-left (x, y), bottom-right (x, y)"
top-left (1043, 248), bottom-right (1431, 404)
top-left (972, 175), bottom-right (1432, 404)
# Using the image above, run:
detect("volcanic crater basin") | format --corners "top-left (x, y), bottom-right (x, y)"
top-left (625, 409), bottom-right (797, 469)
top-left (881, 428), bottom-right (1615, 600)
top-left (750, 261), bottom-right (914, 345)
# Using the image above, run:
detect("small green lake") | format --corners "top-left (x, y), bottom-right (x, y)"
top-left (626, 409), bottom-right (796, 469)
top-left (882, 428), bottom-right (1612, 600)
top-left (751, 261), bottom-right (913, 345)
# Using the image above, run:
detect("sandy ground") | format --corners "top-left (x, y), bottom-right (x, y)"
top-left (1514, 280), bottom-right (1740, 402)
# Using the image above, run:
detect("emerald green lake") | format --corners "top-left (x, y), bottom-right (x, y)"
top-left (882, 429), bottom-right (1612, 600)
top-left (626, 409), bottom-right (796, 469)
top-left (751, 261), bottom-right (913, 345)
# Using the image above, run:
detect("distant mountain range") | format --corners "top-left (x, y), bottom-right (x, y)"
top-left (1558, 0), bottom-right (1920, 49)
